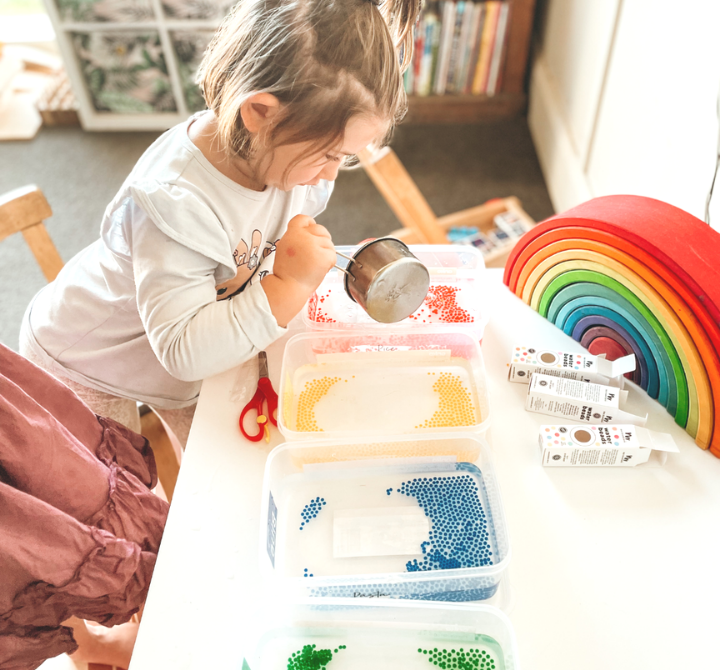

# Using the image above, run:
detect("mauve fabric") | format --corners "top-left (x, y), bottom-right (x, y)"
top-left (0, 344), bottom-right (169, 670)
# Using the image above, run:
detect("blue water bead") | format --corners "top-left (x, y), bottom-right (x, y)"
top-left (299, 495), bottom-right (327, 530)
top-left (393, 472), bottom-right (494, 572)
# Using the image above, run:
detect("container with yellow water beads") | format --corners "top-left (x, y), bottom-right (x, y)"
top-left (279, 329), bottom-right (489, 441)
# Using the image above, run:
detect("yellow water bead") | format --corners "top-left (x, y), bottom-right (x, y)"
top-left (416, 372), bottom-right (477, 429)
top-left (296, 376), bottom-right (342, 432)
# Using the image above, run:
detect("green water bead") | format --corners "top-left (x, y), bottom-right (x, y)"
top-left (287, 643), bottom-right (346, 670)
top-left (418, 647), bottom-right (495, 670)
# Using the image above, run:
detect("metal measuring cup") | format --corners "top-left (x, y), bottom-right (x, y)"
top-left (334, 238), bottom-right (430, 323)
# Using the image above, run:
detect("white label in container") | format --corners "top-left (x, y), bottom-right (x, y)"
top-left (349, 345), bottom-right (446, 353)
top-left (333, 507), bottom-right (429, 558)
top-left (266, 492), bottom-right (278, 568)
top-left (350, 345), bottom-right (412, 352)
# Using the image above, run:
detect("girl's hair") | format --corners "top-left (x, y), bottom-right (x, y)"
top-left (196, 0), bottom-right (421, 167)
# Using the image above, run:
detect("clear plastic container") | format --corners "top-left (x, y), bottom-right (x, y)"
top-left (304, 245), bottom-right (488, 341)
top-left (241, 599), bottom-right (520, 670)
top-left (278, 328), bottom-right (490, 441)
top-left (259, 435), bottom-right (510, 604)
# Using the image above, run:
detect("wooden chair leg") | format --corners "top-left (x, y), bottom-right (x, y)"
top-left (359, 147), bottom-right (450, 244)
top-left (139, 405), bottom-right (180, 504)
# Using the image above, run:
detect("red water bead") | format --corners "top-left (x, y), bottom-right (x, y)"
top-left (307, 292), bottom-right (319, 320)
top-left (309, 290), bottom-right (336, 323)
top-left (420, 285), bottom-right (474, 324)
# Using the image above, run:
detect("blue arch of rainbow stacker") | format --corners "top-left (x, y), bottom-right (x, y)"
top-left (538, 271), bottom-right (689, 429)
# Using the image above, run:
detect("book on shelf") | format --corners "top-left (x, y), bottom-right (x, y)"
top-left (486, 2), bottom-right (510, 95)
top-left (471, 1), bottom-right (500, 95)
top-left (416, 9), bottom-right (440, 96)
top-left (405, 0), bottom-right (512, 98)
top-left (433, 1), bottom-right (455, 95)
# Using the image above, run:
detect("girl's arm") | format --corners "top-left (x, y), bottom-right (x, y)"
top-left (261, 215), bottom-right (337, 327)
top-left (131, 203), bottom-right (286, 382)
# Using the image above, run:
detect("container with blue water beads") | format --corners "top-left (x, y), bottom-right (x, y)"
top-left (259, 434), bottom-right (510, 603)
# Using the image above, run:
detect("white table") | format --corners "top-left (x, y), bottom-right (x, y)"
top-left (129, 270), bottom-right (720, 670)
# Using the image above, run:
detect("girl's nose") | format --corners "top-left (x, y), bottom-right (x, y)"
top-left (319, 161), bottom-right (341, 181)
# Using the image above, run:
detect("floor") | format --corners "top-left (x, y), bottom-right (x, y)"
top-left (0, 116), bottom-right (554, 350)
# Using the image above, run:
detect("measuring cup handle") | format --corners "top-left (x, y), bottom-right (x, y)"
top-left (334, 250), bottom-right (361, 276)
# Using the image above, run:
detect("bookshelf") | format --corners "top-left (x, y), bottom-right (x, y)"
top-left (42, 0), bottom-right (534, 130)
top-left (405, 0), bottom-right (536, 124)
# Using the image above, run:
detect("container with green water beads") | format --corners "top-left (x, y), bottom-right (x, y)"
top-left (242, 601), bottom-right (519, 670)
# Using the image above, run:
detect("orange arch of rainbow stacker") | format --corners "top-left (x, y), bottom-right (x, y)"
top-left (503, 195), bottom-right (720, 457)
top-left (514, 239), bottom-right (720, 447)
top-left (518, 252), bottom-right (712, 448)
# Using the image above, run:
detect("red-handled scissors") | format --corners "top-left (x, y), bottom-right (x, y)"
top-left (239, 351), bottom-right (278, 442)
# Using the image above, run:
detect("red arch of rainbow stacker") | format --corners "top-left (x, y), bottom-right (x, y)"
top-left (503, 195), bottom-right (720, 457)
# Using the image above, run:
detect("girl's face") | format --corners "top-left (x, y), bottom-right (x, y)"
top-left (256, 115), bottom-right (388, 191)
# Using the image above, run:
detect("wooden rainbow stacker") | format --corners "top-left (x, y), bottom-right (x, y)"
top-left (503, 195), bottom-right (720, 457)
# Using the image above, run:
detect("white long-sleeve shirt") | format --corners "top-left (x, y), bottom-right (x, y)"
top-left (22, 113), bottom-right (333, 409)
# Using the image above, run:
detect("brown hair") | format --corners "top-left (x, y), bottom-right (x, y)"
top-left (196, 0), bottom-right (421, 166)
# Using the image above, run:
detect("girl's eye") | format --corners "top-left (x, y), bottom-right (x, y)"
top-left (342, 154), bottom-right (360, 168)
top-left (326, 154), bottom-right (341, 162)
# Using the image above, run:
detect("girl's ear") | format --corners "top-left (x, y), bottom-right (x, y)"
top-left (240, 93), bottom-right (282, 134)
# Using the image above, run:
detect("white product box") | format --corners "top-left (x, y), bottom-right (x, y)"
top-left (526, 373), bottom-right (647, 425)
top-left (539, 424), bottom-right (679, 467)
top-left (508, 346), bottom-right (635, 387)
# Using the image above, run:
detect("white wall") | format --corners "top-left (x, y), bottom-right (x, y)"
top-left (529, 0), bottom-right (720, 230)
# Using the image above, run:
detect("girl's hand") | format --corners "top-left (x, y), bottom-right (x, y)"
top-left (261, 215), bottom-right (336, 327)
top-left (273, 215), bottom-right (336, 292)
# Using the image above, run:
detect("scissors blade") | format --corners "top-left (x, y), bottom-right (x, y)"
top-left (258, 350), bottom-right (269, 379)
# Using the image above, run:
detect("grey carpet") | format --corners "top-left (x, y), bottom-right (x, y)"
top-left (0, 117), bottom-right (554, 350)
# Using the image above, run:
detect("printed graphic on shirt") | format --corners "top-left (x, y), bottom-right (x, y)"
top-left (263, 240), bottom-right (277, 259)
top-left (215, 231), bottom-right (279, 300)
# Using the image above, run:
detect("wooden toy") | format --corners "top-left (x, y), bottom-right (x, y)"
top-left (504, 195), bottom-right (720, 456)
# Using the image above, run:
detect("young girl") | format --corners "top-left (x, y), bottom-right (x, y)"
top-left (20, 0), bottom-right (420, 448)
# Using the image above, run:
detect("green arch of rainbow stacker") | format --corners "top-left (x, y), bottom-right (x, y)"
top-left (524, 259), bottom-right (708, 441)
top-left (545, 282), bottom-right (664, 402)
top-left (536, 269), bottom-right (691, 431)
